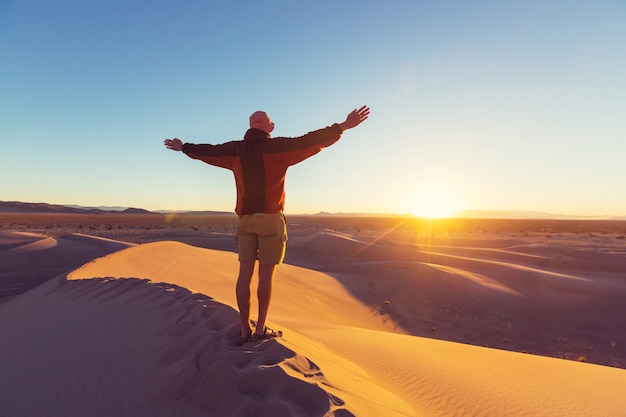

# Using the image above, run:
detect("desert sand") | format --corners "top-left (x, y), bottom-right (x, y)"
top-left (1, 214), bottom-right (626, 416)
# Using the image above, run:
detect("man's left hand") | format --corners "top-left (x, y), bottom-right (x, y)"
top-left (164, 138), bottom-right (183, 151)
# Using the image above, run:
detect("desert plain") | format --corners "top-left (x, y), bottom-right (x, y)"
top-left (1, 212), bottom-right (626, 416)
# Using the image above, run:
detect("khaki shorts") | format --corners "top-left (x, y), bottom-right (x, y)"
top-left (236, 212), bottom-right (287, 264)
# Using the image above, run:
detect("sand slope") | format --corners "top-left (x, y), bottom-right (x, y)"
top-left (1, 232), bottom-right (626, 416)
top-left (285, 229), bottom-right (626, 367)
top-left (0, 231), bottom-right (132, 300)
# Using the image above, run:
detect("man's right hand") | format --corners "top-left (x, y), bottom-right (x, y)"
top-left (164, 138), bottom-right (183, 151)
top-left (339, 105), bottom-right (370, 131)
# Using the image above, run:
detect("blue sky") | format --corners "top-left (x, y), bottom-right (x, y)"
top-left (2, 1), bottom-right (625, 216)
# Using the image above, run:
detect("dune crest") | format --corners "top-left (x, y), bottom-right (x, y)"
top-left (0, 275), bottom-right (361, 416)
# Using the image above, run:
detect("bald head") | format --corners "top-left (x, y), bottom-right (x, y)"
top-left (249, 111), bottom-right (275, 134)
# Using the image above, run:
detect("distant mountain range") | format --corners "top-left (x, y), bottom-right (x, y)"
top-left (0, 201), bottom-right (624, 220)
top-left (0, 201), bottom-right (153, 215)
top-left (0, 201), bottom-right (232, 216)
top-left (452, 210), bottom-right (626, 221)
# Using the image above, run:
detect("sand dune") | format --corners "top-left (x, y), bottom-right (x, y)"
top-left (285, 229), bottom-right (626, 367)
top-left (0, 231), bottom-right (132, 300)
top-left (1, 228), bottom-right (626, 416)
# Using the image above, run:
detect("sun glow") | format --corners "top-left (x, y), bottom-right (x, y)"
top-left (403, 183), bottom-right (464, 219)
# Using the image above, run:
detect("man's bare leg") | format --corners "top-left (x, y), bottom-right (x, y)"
top-left (236, 260), bottom-right (256, 338)
top-left (254, 263), bottom-right (276, 336)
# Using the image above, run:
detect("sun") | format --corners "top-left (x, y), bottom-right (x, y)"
top-left (402, 183), bottom-right (464, 219)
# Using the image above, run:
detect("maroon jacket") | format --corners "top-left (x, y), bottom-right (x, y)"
top-left (182, 124), bottom-right (343, 215)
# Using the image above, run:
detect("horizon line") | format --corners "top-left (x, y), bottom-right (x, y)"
top-left (1, 200), bottom-right (625, 220)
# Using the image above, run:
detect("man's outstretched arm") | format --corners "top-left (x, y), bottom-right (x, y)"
top-left (163, 137), bottom-right (237, 170)
top-left (339, 106), bottom-right (370, 131)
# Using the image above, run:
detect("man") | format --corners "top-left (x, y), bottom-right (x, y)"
top-left (164, 105), bottom-right (370, 344)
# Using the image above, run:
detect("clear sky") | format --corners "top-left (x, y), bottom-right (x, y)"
top-left (2, 1), bottom-right (625, 217)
